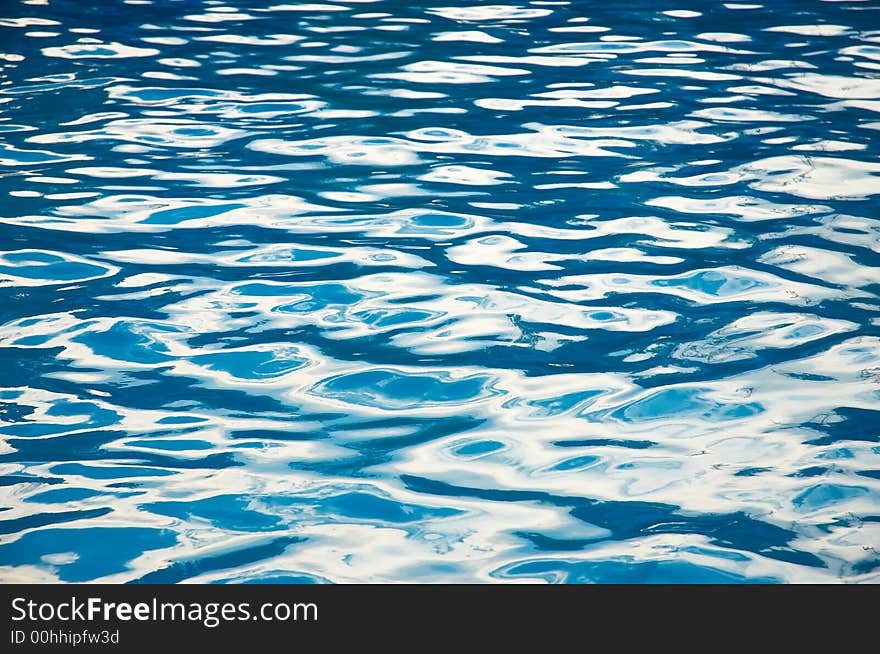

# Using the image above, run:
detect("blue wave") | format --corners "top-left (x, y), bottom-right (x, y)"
top-left (0, 0), bottom-right (878, 583)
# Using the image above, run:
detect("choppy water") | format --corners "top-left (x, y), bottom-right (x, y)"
top-left (0, 0), bottom-right (878, 584)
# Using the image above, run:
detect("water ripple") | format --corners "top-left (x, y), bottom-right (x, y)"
top-left (0, 0), bottom-right (878, 584)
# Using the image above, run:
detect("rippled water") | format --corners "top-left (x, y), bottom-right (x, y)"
top-left (0, 0), bottom-right (878, 584)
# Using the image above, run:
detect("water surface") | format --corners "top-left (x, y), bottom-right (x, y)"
top-left (1, 0), bottom-right (879, 583)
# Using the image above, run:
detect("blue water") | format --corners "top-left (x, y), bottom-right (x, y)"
top-left (0, 0), bottom-right (878, 584)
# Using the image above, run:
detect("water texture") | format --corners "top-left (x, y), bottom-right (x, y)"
top-left (0, 0), bottom-right (879, 584)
